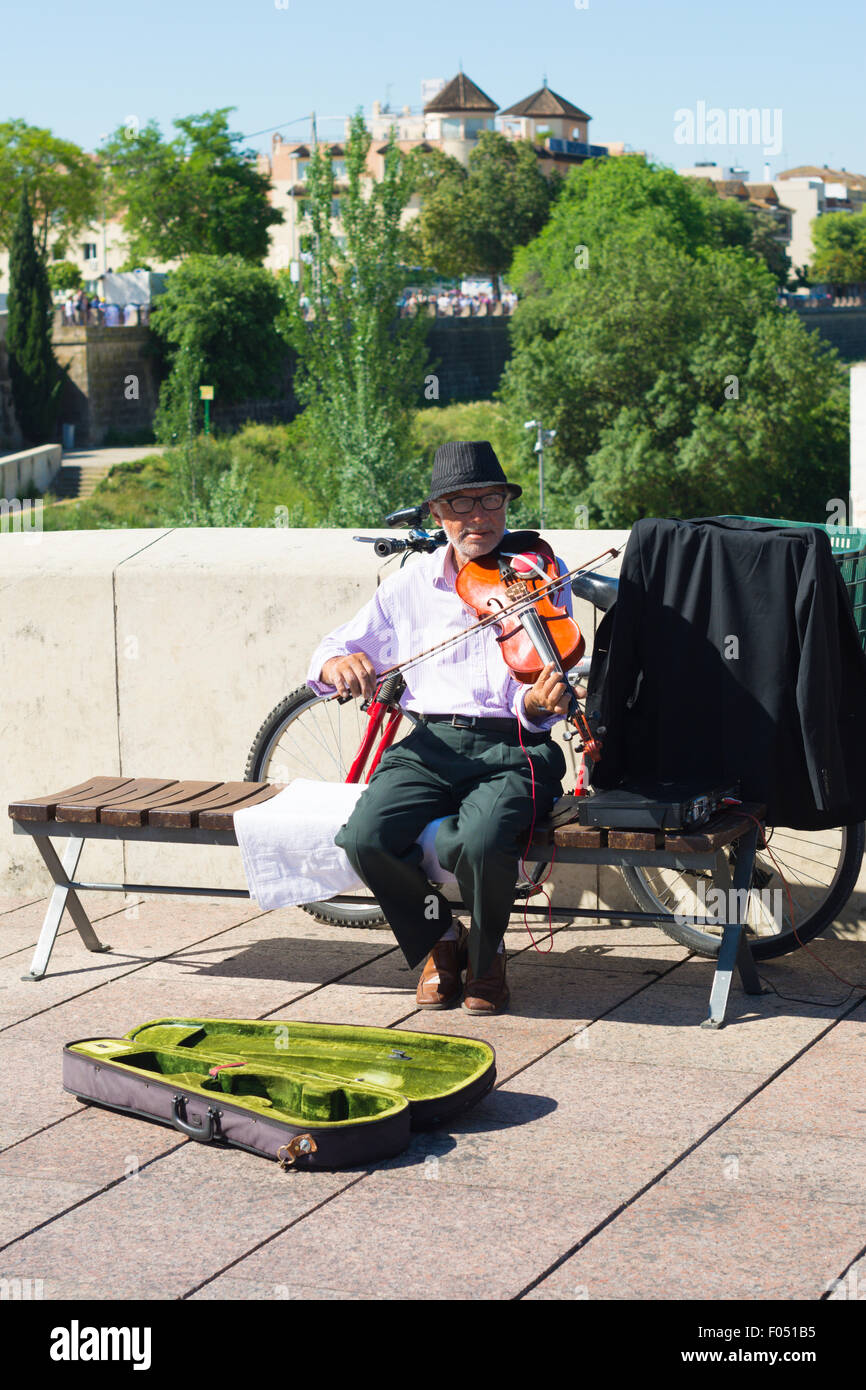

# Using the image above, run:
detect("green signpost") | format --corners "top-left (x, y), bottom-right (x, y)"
top-left (199, 384), bottom-right (214, 435)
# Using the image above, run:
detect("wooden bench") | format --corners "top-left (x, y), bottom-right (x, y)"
top-left (8, 776), bottom-right (766, 1025)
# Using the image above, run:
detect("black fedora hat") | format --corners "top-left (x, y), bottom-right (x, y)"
top-left (427, 441), bottom-right (522, 506)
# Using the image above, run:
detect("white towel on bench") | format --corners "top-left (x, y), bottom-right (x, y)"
top-left (234, 778), bottom-right (457, 910)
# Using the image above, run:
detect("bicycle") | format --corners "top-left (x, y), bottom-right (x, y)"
top-left (245, 510), bottom-right (865, 961)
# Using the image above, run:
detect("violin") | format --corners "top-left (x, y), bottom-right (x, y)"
top-left (455, 535), bottom-right (585, 683)
top-left (456, 533), bottom-right (601, 763)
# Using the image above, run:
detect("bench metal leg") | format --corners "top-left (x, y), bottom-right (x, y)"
top-left (23, 836), bottom-right (109, 981)
top-left (701, 825), bottom-right (766, 1028)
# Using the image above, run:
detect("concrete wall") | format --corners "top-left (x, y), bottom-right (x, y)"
top-left (1, 444), bottom-right (61, 501)
top-left (0, 527), bottom-right (631, 913)
top-left (53, 322), bottom-right (161, 448)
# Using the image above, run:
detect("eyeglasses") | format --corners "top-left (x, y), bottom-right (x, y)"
top-left (438, 491), bottom-right (509, 515)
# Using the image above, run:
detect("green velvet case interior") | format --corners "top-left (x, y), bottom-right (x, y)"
top-left (68, 1017), bottom-right (494, 1130)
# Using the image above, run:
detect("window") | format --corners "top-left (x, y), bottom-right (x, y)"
top-left (332, 161), bottom-right (346, 180)
top-left (441, 118), bottom-right (462, 139)
top-left (330, 199), bottom-right (341, 219)
top-left (296, 160), bottom-right (309, 181)
top-left (464, 118), bottom-right (491, 140)
top-left (82, 243), bottom-right (97, 260)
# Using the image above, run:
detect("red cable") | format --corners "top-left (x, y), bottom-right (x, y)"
top-left (516, 717), bottom-right (555, 952)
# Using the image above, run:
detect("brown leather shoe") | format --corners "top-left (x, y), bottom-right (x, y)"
top-left (416, 924), bottom-right (468, 1009)
top-left (463, 949), bottom-right (510, 1014)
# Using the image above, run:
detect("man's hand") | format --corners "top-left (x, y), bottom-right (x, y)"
top-left (524, 663), bottom-right (587, 723)
top-left (320, 652), bottom-right (378, 700)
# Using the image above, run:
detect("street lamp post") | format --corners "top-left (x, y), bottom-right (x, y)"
top-left (524, 419), bottom-right (557, 529)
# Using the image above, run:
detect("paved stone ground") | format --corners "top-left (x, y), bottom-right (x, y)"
top-left (0, 889), bottom-right (864, 1302)
top-left (61, 447), bottom-right (165, 468)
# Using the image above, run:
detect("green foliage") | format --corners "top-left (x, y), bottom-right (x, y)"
top-left (47, 260), bottom-right (83, 293)
top-left (690, 179), bottom-right (791, 285)
top-left (404, 132), bottom-right (554, 295)
top-left (810, 210), bottom-right (866, 289)
top-left (502, 157), bottom-right (848, 527)
top-left (279, 111), bottom-right (432, 524)
top-left (151, 254), bottom-right (286, 446)
top-left (38, 404), bottom-right (520, 531)
top-left (102, 109), bottom-right (283, 264)
top-left (0, 120), bottom-right (100, 257)
top-left (6, 188), bottom-right (61, 443)
top-left (162, 435), bottom-right (258, 527)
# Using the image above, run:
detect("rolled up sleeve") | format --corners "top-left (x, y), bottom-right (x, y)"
top-left (306, 585), bottom-right (395, 695)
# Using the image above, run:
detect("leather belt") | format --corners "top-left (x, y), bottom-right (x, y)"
top-left (420, 713), bottom-right (523, 731)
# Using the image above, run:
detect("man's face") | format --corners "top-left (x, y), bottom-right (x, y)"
top-left (429, 485), bottom-right (509, 562)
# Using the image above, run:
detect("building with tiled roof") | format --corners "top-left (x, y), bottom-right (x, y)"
top-left (423, 72), bottom-right (498, 114)
top-left (257, 72), bottom-right (631, 272)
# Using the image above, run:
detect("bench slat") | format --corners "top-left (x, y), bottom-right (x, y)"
top-left (151, 781), bottom-right (280, 828)
top-left (8, 777), bottom-right (134, 823)
top-left (200, 786), bottom-right (283, 830)
top-left (55, 779), bottom-right (180, 825)
top-left (100, 781), bottom-right (225, 827)
top-left (550, 822), bottom-right (604, 849)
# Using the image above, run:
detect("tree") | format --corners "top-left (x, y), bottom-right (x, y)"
top-left (810, 210), bottom-right (866, 291)
top-left (690, 178), bottom-right (791, 285)
top-left (48, 260), bottom-right (83, 294)
top-left (6, 188), bottom-right (60, 443)
top-left (102, 109), bottom-right (284, 264)
top-left (405, 131), bottom-right (557, 298)
top-left (150, 254), bottom-right (285, 520)
top-left (279, 111), bottom-right (432, 524)
top-left (151, 253), bottom-right (285, 438)
top-left (501, 157), bottom-right (848, 527)
top-left (0, 120), bottom-right (100, 257)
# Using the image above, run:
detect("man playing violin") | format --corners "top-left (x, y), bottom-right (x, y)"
top-left (306, 440), bottom-right (581, 1015)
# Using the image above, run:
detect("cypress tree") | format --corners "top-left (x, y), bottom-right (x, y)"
top-left (6, 187), bottom-right (60, 442)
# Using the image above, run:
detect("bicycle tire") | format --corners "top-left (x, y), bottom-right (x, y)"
top-left (621, 820), bottom-right (865, 960)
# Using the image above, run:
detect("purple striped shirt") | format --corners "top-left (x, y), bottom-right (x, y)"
top-left (306, 539), bottom-right (572, 731)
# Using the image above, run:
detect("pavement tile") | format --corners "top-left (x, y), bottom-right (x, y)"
top-left (0, 893), bottom-right (146, 958)
top-left (659, 1127), bottom-right (866, 1206)
top-left (504, 920), bottom-right (689, 977)
top-left (721, 1046), bottom-right (866, 1137)
top-left (569, 980), bottom-right (841, 1073)
top-left (523, 1187), bottom-right (863, 1300)
top-left (202, 1173), bottom-right (611, 1300)
top-left (488, 1051), bottom-right (756, 1141)
top-left (675, 936), bottom-right (866, 993)
top-left (188, 1276), bottom-right (380, 1300)
top-left (0, 898), bottom-right (270, 1024)
top-left (0, 1175), bottom-right (100, 1248)
top-left (0, 1142), bottom-right (350, 1299)
top-left (372, 1092), bottom-right (690, 1204)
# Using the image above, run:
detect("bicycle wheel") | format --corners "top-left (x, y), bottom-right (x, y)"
top-left (621, 821), bottom-right (865, 960)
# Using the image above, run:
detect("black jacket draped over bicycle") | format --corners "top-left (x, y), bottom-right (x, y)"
top-left (586, 517), bottom-right (866, 830)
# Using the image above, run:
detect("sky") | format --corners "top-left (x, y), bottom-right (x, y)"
top-left (3, 0), bottom-right (864, 179)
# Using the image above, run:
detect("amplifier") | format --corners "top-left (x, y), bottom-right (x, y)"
top-left (578, 782), bottom-right (740, 831)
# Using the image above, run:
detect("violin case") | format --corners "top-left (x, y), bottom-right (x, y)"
top-left (62, 1017), bottom-right (496, 1170)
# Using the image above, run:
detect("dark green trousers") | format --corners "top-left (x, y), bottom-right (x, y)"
top-left (335, 721), bottom-right (566, 979)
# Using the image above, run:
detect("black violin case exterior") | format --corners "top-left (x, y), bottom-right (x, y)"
top-left (63, 1016), bottom-right (496, 1170)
